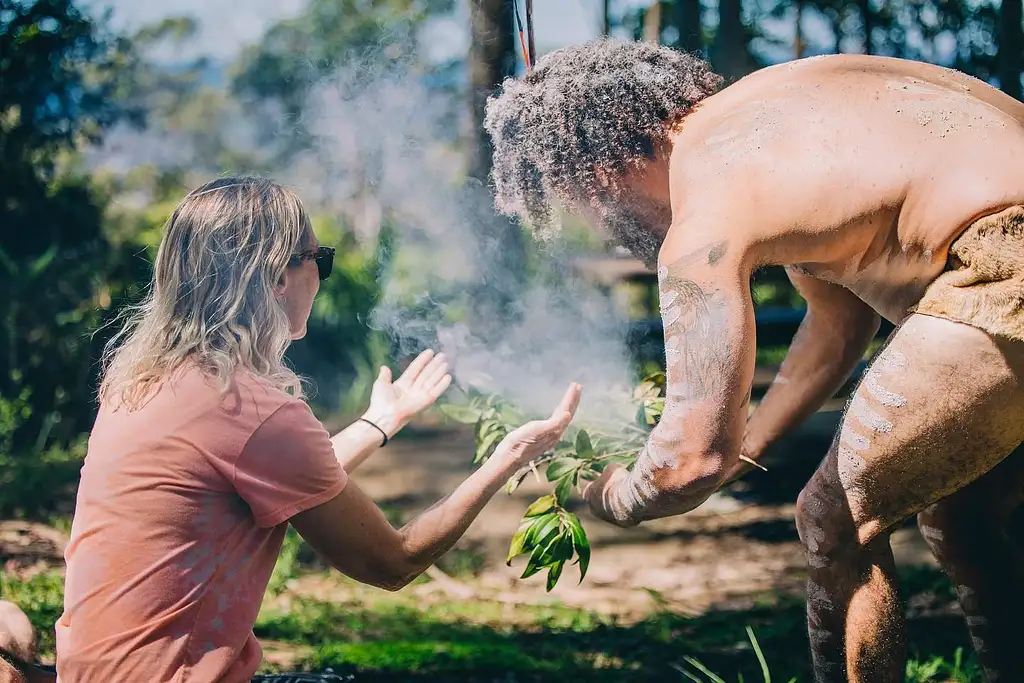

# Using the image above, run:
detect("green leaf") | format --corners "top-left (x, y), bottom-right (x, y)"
top-left (530, 514), bottom-right (562, 550)
top-left (520, 553), bottom-right (545, 579)
top-left (643, 397), bottom-right (665, 426)
top-left (521, 532), bottom-right (561, 579)
top-left (506, 519), bottom-right (532, 565)
top-left (523, 494), bottom-right (556, 518)
top-left (633, 380), bottom-right (660, 401)
top-left (545, 559), bottom-right (565, 592)
top-left (519, 513), bottom-right (559, 563)
top-left (546, 457), bottom-right (579, 482)
top-left (553, 532), bottom-right (575, 562)
top-left (474, 415), bottom-right (492, 441)
top-left (642, 370), bottom-right (666, 388)
top-left (565, 513), bottom-right (591, 582)
top-left (497, 404), bottom-right (528, 425)
top-left (574, 429), bottom-right (595, 458)
top-left (438, 404), bottom-right (482, 424)
top-left (27, 245), bottom-right (58, 279)
top-left (554, 475), bottom-right (573, 506)
top-left (474, 427), bottom-right (505, 464)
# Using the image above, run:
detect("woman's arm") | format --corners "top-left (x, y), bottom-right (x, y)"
top-left (291, 384), bottom-right (582, 590)
top-left (328, 418), bottom-right (396, 473)
top-left (330, 349), bottom-right (452, 473)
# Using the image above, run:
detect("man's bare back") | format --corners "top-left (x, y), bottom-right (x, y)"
top-left (672, 54), bottom-right (1024, 322)
top-left (486, 40), bottom-right (1024, 683)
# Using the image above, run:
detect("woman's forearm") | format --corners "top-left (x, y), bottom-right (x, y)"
top-left (293, 385), bottom-right (579, 592)
top-left (329, 410), bottom-right (401, 473)
top-left (392, 455), bottom-right (513, 581)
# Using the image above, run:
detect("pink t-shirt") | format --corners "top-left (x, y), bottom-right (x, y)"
top-left (56, 368), bottom-right (347, 682)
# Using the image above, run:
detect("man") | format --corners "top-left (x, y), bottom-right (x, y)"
top-left (485, 38), bottom-right (1024, 683)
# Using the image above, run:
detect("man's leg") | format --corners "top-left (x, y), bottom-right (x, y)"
top-left (917, 447), bottom-right (1024, 682)
top-left (794, 314), bottom-right (1024, 683)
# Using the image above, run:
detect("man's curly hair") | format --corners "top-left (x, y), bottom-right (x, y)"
top-left (484, 38), bottom-right (722, 233)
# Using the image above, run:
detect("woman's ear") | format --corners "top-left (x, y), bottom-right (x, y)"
top-left (274, 267), bottom-right (290, 299)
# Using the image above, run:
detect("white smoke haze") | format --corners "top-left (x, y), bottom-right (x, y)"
top-left (294, 58), bottom-right (640, 423)
top-left (87, 36), bottom-right (641, 423)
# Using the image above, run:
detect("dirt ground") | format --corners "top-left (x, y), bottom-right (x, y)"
top-left (343, 403), bottom-right (939, 618)
top-left (0, 404), bottom-right (962, 679)
top-left (0, 403), bottom-right (940, 625)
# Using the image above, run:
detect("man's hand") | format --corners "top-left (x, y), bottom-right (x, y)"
top-left (583, 464), bottom-right (639, 528)
top-left (363, 349), bottom-right (452, 438)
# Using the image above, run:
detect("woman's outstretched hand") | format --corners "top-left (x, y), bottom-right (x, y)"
top-left (494, 383), bottom-right (583, 468)
top-left (364, 349), bottom-right (452, 438)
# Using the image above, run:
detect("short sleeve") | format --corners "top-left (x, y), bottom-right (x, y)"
top-left (235, 400), bottom-right (347, 528)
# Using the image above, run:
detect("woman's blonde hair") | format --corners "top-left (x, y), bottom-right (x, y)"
top-left (99, 177), bottom-right (313, 408)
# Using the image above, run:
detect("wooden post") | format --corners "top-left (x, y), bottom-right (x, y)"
top-left (643, 1), bottom-right (662, 43)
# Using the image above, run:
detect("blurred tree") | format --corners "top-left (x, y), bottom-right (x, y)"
top-left (861, 0), bottom-right (875, 53)
top-left (231, 0), bottom-right (454, 151)
top-left (673, 0), bottom-right (704, 53)
top-left (999, 0), bottom-right (1022, 99)
top-left (0, 0), bottom-right (143, 514)
top-left (468, 0), bottom-right (516, 183)
top-left (466, 0), bottom-right (526, 329)
top-left (621, 1), bottom-right (757, 78)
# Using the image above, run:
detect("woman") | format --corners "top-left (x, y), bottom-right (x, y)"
top-left (29, 177), bottom-right (580, 682)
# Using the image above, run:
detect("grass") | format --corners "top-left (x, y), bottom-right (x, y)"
top-left (2, 565), bottom-right (983, 682)
top-left (0, 571), bottom-right (64, 658)
top-left (250, 568), bottom-right (987, 682)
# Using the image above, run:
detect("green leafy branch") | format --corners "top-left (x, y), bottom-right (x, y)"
top-left (439, 372), bottom-right (668, 591)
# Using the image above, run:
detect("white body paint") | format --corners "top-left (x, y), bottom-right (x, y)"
top-left (848, 395), bottom-right (894, 434)
top-left (838, 351), bottom-right (908, 492)
top-left (919, 524), bottom-right (945, 544)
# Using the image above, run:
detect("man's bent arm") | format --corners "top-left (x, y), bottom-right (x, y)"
top-left (727, 268), bottom-right (880, 481)
top-left (596, 237), bottom-right (757, 525)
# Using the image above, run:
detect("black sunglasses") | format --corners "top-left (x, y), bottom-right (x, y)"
top-left (290, 246), bottom-right (335, 281)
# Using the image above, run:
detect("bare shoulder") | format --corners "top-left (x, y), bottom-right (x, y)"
top-left (658, 217), bottom-right (761, 282)
top-left (669, 53), bottom-right (1024, 271)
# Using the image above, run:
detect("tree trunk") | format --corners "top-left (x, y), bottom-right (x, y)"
top-left (712, 0), bottom-right (755, 80)
top-left (468, 0), bottom-right (516, 183)
top-left (795, 0), bottom-right (804, 59)
top-left (999, 0), bottom-right (1022, 100)
top-left (603, 0), bottom-right (611, 36)
top-left (467, 0), bottom-right (526, 325)
top-left (643, 2), bottom-right (662, 43)
top-left (674, 0), bottom-right (703, 54)
top-left (832, 9), bottom-right (842, 54)
top-left (860, 0), bottom-right (874, 55)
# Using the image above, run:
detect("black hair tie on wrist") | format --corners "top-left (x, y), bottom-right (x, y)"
top-left (359, 418), bottom-right (389, 447)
